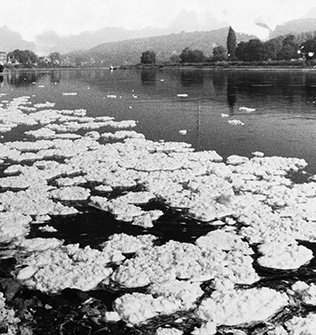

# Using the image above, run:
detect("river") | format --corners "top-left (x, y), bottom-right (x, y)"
top-left (2, 67), bottom-right (316, 174)
top-left (2, 67), bottom-right (316, 334)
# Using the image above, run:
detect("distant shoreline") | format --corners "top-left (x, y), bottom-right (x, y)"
top-left (123, 61), bottom-right (316, 72)
top-left (3, 63), bottom-right (316, 72)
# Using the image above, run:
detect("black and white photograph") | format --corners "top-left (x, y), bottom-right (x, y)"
top-left (1, 1), bottom-right (316, 334)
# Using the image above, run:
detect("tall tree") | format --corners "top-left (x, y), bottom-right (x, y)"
top-left (226, 26), bottom-right (237, 60)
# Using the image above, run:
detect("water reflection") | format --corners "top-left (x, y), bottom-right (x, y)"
top-left (1, 68), bottom-right (316, 174)
top-left (49, 70), bottom-right (61, 84)
top-left (6, 71), bottom-right (40, 87)
top-left (212, 71), bottom-right (226, 93)
top-left (226, 72), bottom-right (237, 112)
top-left (3, 68), bottom-right (316, 115)
top-left (140, 69), bottom-right (156, 86)
top-left (180, 70), bottom-right (204, 87)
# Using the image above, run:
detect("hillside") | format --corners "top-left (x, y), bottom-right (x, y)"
top-left (35, 26), bottom-right (172, 54)
top-left (270, 18), bottom-right (316, 39)
top-left (87, 27), bottom-right (256, 65)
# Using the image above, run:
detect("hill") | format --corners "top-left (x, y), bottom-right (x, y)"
top-left (34, 26), bottom-right (173, 55)
top-left (86, 27), bottom-right (256, 66)
top-left (270, 18), bottom-right (316, 39)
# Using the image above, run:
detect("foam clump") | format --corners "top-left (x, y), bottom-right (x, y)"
top-left (34, 102), bottom-right (55, 108)
top-left (285, 313), bottom-right (316, 334)
top-left (156, 327), bottom-right (183, 335)
top-left (17, 244), bottom-right (115, 293)
top-left (228, 119), bottom-right (244, 125)
top-left (94, 184), bottom-right (113, 192)
top-left (257, 240), bottom-right (313, 270)
top-left (113, 280), bottom-right (204, 325)
top-left (89, 195), bottom-right (163, 227)
top-left (0, 212), bottom-right (32, 242)
top-left (0, 292), bottom-right (20, 334)
top-left (54, 176), bottom-right (87, 187)
top-left (99, 233), bottom-right (157, 254)
top-left (226, 155), bottom-right (249, 165)
top-left (195, 230), bottom-right (253, 254)
top-left (113, 292), bottom-right (187, 325)
top-left (191, 322), bottom-right (217, 335)
top-left (149, 280), bottom-right (204, 310)
top-left (108, 120), bottom-right (137, 128)
top-left (101, 130), bottom-right (145, 140)
top-left (112, 238), bottom-right (259, 288)
top-left (16, 237), bottom-right (63, 252)
top-left (196, 287), bottom-right (288, 326)
top-left (49, 186), bottom-right (91, 201)
top-left (0, 187), bottom-right (78, 216)
top-left (113, 293), bottom-right (175, 324)
top-left (291, 281), bottom-right (316, 305)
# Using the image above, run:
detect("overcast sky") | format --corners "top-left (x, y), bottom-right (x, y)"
top-left (2, 0), bottom-right (316, 40)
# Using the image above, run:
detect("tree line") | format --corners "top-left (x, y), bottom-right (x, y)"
top-left (6, 27), bottom-right (316, 68)
top-left (140, 27), bottom-right (316, 65)
top-left (6, 50), bottom-right (63, 67)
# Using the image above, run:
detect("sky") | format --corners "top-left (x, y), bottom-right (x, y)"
top-left (1, 0), bottom-right (316, 41)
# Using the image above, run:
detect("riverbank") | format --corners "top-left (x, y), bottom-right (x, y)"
top-left (3, 59), bottom-right (315, 73)
top-left (120, 59), bottom-right (316, 72)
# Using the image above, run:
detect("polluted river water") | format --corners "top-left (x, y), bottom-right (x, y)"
top-left (1, 68), bottom-right (316, 334)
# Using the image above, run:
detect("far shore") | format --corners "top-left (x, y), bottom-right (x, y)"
top-left (123, 61), bottom-right (316, 72)
top-left (2, 62), bottom-right (316, 73)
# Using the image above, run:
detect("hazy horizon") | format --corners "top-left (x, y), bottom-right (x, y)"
top-left (2, 0), bottom-right (316, 41)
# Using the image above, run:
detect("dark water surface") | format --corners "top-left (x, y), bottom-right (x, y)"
top-left (2, 68), bottom-right (316, 173)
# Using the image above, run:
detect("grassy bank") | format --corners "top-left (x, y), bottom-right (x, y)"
top-left (121, 59), bottom-right (316, 71)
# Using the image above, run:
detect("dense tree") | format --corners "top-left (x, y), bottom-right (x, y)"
top-left (212, 45), bottom-right (227, 61)
top-left (235, 39), bottom-right (264, 61)
top-left (179, 47), bottom-right (205, 63)
top-left (169, 53), bottom-right (181, 63)
top-left (226, 26), bottom-right (237, 60)
top-left (299, 37), bottom-right (316, 60)
top-left (49, 52), bottom-right (62, 65)
top-left (277, 35), bottom-right (299, 60)
top-left (263, 37), bottom-right (283, 60)
top-left (140, 50), bottom-right (156, 64)
top-left (8, 49), bottom-right (38, 66)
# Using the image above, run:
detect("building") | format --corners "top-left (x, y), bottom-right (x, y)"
top-left (0, 52), bottom-right (7, 64)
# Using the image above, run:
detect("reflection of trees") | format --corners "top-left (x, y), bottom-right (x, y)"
top-left (226, 72), bottom-right (237, 112)
top-left (50, 70), bottom-right (61, 84)
top-left (303, 73), bottom-right (316, 101)
top-left (231, 72), bottom-right (274, 98)
top-left (180, 70), bottom-right (204, 87)
top-left (222, 71), bottom-right (316, 109)
top-left (212, 71), bottom-right (226, 93)
top-left (140, 70), bottom-right (156, 86)
top-left (6, 71), bottom-right (41, 87)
